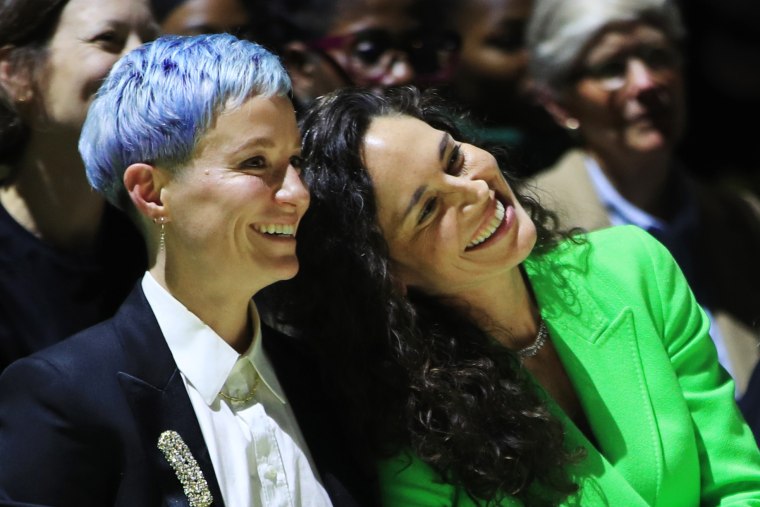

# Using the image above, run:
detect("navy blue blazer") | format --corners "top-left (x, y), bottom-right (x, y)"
top-left (0, 284), bottom-right (376, 506)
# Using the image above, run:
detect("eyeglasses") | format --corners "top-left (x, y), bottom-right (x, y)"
top-left (572, 45), bottom-right (681, 91)
top-left (307, 28), bottom-right (460, 87)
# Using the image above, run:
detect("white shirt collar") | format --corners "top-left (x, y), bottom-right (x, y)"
top-left (584, 155), bottom-right (700, 238)
top-left (141, 272), bottom-right (286, 406)
top-left (584, 155), bottom-right (664, 231)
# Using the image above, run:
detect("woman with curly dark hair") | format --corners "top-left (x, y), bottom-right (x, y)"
top-left (278, 86), bottom-right (760, 506)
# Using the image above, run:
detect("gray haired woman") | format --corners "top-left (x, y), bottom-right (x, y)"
top-left (528, 0), bottom-right (760, 416)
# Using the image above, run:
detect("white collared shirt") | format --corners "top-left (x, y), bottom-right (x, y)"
top-left (142, 273), bottom-right (332, 507)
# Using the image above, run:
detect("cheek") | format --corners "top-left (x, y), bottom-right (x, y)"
top-left (568, 89), bottom-right (620, 130)
top-left (572, 82), bottom-right (612, 110)
top-left (81, 54), bottom-right (121, 91)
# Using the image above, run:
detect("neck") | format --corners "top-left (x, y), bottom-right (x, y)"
top-left (0, 131), bottom-right (104, 251)
top-left (448, 266), bottom-right (542, 352)
top-left (151, 251), bottom-right (255, 354)
top-left (589, 148), bottom-right (674, 220)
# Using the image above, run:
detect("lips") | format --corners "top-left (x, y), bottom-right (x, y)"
top-left (466, 199), bottom-right (506, 249)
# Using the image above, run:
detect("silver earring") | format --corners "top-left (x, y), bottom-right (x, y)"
top-left (155, 217), bottom-right (166, 252)
top-left (16, 89), bottom-right (32, 104)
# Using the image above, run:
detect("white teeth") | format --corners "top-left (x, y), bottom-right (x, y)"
top-left (467, 200), bottom-right (505, 248)
top-left (255, 224), bottom-right (295, 237)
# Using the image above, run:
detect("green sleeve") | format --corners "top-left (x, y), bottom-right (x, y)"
top-left (640, 230), bottom-right (760, 504)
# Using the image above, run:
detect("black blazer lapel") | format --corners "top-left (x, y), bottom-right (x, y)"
top-left (114, 286), bottom-right (225, 507)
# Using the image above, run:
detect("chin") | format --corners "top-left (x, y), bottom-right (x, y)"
top-left (273, 260), bottom-right (301, 282)
top-left (627, 128), bottom-right (674, 152)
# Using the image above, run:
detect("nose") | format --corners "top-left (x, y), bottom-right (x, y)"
top-left (275, 166), bottom-right (310, 211)
top-left (442, 174), bottom-right (489, 209)
top-left (625, 58), bottom-right (658, 92)
top-left (378, 52), bottom-right (415, 86)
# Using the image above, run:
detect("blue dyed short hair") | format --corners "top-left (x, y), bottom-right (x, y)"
top-left (79, 33), bottom-right (292, 210)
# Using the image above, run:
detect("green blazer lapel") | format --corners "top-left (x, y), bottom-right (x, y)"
top-left (526, 251), bottom-right (662, 505)
top-left (548, 397), bottom-right (650, 507)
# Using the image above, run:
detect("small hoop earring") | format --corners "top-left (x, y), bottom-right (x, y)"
top-left (14, 87), bottom-right (33, 104)
top-left (564, 118), bottom-right (580, 130)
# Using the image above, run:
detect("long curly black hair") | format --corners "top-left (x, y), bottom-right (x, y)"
top-left (278, 86), bottom-right (580, 505)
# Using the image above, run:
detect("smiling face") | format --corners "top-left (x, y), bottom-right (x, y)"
top-left (363, 114), bottom-right (536, 296)
top-left (161, 95), bottom-right (309, 294)
top-left (40, 0), bottom-right (157, 132)
top-left (558, 22), bottom-right (685, 160)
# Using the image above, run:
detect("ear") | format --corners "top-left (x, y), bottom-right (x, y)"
top-left (123, 163), bottom-right (171, 223)
top-left (0, 46), bottom-right (33, 103)
top-left (532, 84), bottom-right (578, 130)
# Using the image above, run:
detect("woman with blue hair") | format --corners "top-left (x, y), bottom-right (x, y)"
top-left (0, 33), bottom-right (369, 506)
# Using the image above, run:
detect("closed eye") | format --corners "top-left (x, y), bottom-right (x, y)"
top-left (418, 196), bottom-right (438, 225)
top-left (446, 143), bottom-right (465, 175)
top-left (289, 155), bottom-right (304, 171)
top-left (89, 29), bottom-right (126, 52)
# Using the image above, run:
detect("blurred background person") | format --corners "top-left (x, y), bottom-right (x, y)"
top-left (150, 0), bottom-right (254, 37)
top-left (526, 0), bottom-right (760, 406)
top-left (0, 0), bottom-right (156, 372)
top-left (255, 0), bottom-right (460, 114)
top-left (437, 0), bottom-right (572, 176)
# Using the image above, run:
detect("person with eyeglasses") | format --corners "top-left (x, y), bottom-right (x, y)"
top-left (527, 0), bottom-right (760, 437)
top-left (254, 0), bottom-right (459, 113)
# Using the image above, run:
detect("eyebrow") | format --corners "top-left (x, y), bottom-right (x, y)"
top-left (401, 185), bottom-right (428, 222)
top-left (439, 132), bottom-right (449, 162)
top-left (398, 132), bottom-right (449, 223)
top-left (232, 137), bottom-right (276, 153)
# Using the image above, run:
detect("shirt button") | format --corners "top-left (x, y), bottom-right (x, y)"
top-left (265, 468), bottom-right (278, 482)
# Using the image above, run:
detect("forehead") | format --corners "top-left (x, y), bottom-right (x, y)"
top-left (59, 0), bottom-right (149, 23)
top-left (363, 115), bottom-right (440, 169)
top-left (583, 23), bottom-right (670, 61)
top-left (331, 0), bottom-right (417, 32)
top-left (196, 95), bottom-right (299, 153)
top-left (162, 0), bottom-right (249, 32)
top-left (464, 0), bottom-right (531, 22)
top-left (362, 115), bottom-right (444, 212)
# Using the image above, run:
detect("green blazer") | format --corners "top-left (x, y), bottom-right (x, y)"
top-left (379, 226), bottom-right (760, 506)
top-left (530, 149), bottom-right (760, 395)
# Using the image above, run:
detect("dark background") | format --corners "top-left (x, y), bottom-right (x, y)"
top-left (677, 0), bottom-right (760, 193)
